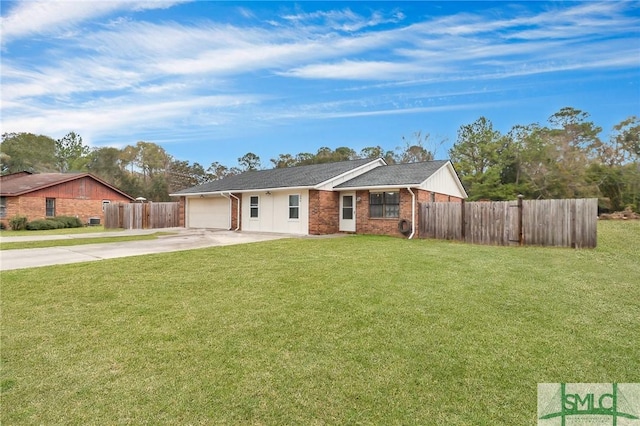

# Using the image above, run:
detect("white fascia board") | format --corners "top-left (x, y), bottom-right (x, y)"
top-left (314, 158), bottom-right (387, 190)
top-left (171, 186), bottom-right (313, 197)
top-left (169, 192), bottom-right (224, 197)
top-left (232, 186), bottom-right (312, 194)
top-left (444, 161), bottom-right (468, 198)
top-left (337, 185), bottom-right (407, 192)
top-left (449, 162), bottom-right (469, 198)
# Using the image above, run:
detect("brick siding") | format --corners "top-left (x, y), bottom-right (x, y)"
top-left (1, 195), bottom-right (128, 227)
top-left (355, 188), bottom-right (461, 238)
top-left (308, 190), bottom-right (339, 235)
top-left (1, 176), bottom-right (131, 228)
top-left (178, 197), bottom-right (186, 227)
top-left (230, 193), bottom-right (241, 230)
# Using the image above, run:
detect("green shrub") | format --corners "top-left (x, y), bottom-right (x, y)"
top-left (0, 222), bottom-right (6, 230)
top-left (9, 215), bottom-right (28, 231)
top-left (54, 216), bottom-right (84, 228)
top-left (26, 219), bottom-right (64, 230)
top-left (50, 219), bottom-right (68, 228)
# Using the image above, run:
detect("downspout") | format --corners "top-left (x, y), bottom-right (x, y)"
top-left (228, 193), bottom-right (241, 231)
top-left (407, 187), bottom-right (416, 239)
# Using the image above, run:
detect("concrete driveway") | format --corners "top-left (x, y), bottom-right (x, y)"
top-left (0, 228), bottom-right (291, 271)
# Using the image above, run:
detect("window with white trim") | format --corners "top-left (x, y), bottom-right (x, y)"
top-left (289, 195), bottom-right (300, 219)
top-left (0, 197), bottom-right (6, 218)
top-left (369, 192), bottom-right (399, 218)
top-left (250, 196), bottom-right (259, 218)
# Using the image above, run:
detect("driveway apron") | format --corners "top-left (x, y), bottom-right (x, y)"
top-left (0, 229), bottom-right (290, 271)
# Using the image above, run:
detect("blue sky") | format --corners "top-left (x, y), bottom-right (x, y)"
top-left (1, 1), bottom-right (639, 167)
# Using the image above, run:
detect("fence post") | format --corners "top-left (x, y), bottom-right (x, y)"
top-left (460, 199), bottom-right (466, 242)
top-left (570, 200), bottom-right (577, 248)
top-left (118, 204), bottom-right (124, 229)
top-left (517, 194), bottom-right (524, 246)
top-left (143, 203), bottom-right (150, 229)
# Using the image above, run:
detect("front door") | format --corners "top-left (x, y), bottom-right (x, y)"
top-left (339, 192), bottom-right (356, 232)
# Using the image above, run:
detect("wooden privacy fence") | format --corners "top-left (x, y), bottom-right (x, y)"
top-left (419, 198), bottom-right (598, 248)
top-left (104, 202), bottom-right (179, 229)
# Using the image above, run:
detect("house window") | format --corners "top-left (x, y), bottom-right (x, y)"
top-left (102, 200), bottom-right (111, 211)
top-left (250, 196), bottom-right (259, 218)
top-left (342, 195), bottom-right (353, 220)
top-left (46, 198), bottom-right (56, 217)
top-left (369, 192), bottom-right (399, 218)
top-left (289, 195), bottom-right (300, 219)
top-left (0, 197), bottom-right (6, 218)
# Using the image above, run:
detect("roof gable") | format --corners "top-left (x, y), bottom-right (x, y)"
top-left (0, 172), bottom-right (134, 199)
top-left (335, 160), bottom-right (449, 189)
top-left (422, 161), bottom-right (468, 198)
top-left (172, 158), bottom-right (380, 195)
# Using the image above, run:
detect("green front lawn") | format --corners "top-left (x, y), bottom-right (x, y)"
top-left (1, 221), bottom-right (638, 424)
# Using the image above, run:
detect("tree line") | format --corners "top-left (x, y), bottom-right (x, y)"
top-left (1, 107), bottom-right (638, 211)
top-left (450, 108), bottom-right (638, 212)
top-left (0, 132), bottom-right (435, 201)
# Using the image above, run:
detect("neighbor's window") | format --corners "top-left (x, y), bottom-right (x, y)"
top-left (369, 192), bottom-right (399, 218)
top-left (289, 195), bottom-right (300, 219)
top-left (0, 197), bottom-right (6, 218)
top-left (46, 198), bottom-right (56, 217)
top-left (250, 196), bottom-right (259, 218)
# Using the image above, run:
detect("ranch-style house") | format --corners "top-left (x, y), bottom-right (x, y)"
top-left (171, 158), bottom-right (467, 238)
top-left (0, 171), bottom-right (134, 227)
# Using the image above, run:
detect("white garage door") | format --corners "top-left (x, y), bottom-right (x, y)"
top-left (187, 197), bottom-right (229, 229)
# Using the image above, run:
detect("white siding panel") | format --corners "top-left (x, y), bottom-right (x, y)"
top-left (242, 190), bottom-right (309, 234)
top-left (187, 197), bottom-right (229, 229)
top-left (422, 164), bottom-right (467, 198)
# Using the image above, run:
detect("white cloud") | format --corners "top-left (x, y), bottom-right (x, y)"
top-left (281, 60), bottom-right (438, 81)
top-left (1, 1), bottom-right (637, 151)
top-left (237, 7), bottom-right (256, 20)
top-left (0, 0), bottom-right (189, 43)
top-left (6, 0), bottom-right (631, 101)
top-left (260, 99), bottom-right (514, 122)
top-left (2, 93), bottom-right (260, 144)
top-left (1, 57), bottom-right (143, 101)
top-left (281, 8), bottom-right (405, 32)
top-left (17, 19), bottom-right (403, 89)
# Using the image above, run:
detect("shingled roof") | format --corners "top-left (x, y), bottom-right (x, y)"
top-left (0, 172), bottom-right (134, 199)
top-left (335, 160), bottom-right (449, 189)
top-left (173, 158), bottom-right (378, 194)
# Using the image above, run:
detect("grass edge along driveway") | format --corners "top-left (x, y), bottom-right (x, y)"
top-left (0, 232), bottom-right (173, 250)
top-left (1, 221), bottom-right (638, 424)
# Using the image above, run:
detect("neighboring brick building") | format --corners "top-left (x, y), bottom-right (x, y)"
top-left (0, 172), bottom-right (134, 227)
top-left (171, 159), bottom-right (467, 238)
